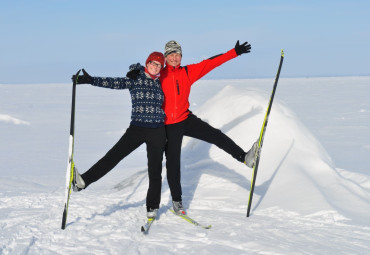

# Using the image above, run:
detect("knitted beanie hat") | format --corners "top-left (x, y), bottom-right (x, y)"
top-left (146, 52), bottom-right (165, 67)
top-left (164, 40), bottom-right (182, 57)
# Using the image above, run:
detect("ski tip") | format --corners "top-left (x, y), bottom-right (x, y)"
top-left (281, 49), bottom-right (284, 57)
top-left (141, 226), bottom-right (150, 234)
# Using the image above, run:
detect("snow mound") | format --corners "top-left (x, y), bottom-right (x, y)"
top-left (181, 85), bottom-right (370, 224)
top-left (0, 114), bottom-right (30, 125)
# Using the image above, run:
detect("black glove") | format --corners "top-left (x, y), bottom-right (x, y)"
top-left (72, 69), bottom-right (93, 84)
top-left (126, 69), bottom-right (140, 80)
top-left (234, 40), bottom-right (251, 56)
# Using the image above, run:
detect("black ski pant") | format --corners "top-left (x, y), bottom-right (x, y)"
top-left (81, 125), bottom-right (166, 210)
top-left (165, 113), bottom-right (246, 202)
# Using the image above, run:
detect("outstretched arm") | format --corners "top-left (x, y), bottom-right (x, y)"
top-left (207, 40), bottom-right (251, 59)
top-left (186, 40), bottom-right (251, 84)
top-left (92, 76), bottom-right (131, 90)
top-left (72, 69), bottom-right (132, 89)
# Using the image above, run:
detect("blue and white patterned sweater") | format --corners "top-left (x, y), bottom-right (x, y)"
top-left (91, 63), bottom-right (165, 128)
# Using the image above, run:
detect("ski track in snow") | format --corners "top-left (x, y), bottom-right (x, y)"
top-left (1, 78), bottom-right (370, 254)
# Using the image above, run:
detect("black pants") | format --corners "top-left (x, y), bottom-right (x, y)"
top-left (165, 113), bottom-right (245, 201)
top-left (81, 125), bottom-right (166, 210)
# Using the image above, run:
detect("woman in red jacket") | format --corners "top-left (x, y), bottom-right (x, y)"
top-left (161, 40), bottom-right (257, 215)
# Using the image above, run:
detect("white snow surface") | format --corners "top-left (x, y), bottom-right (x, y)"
top-left (1, 77), bottom-right (370, 254)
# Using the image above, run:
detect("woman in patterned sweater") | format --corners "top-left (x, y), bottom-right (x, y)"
top-left (71, 52), bottom-right (166, 218)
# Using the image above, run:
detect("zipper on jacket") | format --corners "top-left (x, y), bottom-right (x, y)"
top-left (176, 80), bottom-right (180, 95)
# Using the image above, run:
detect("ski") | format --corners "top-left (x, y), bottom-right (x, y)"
top-left (169, 209), bottom-right (212, 229)
top-left (61, 69), bottom-right (81, 230)
top-left (141, 217), bottom-right (155, 234)
top-left (247, 50), bottom-right (284, 217)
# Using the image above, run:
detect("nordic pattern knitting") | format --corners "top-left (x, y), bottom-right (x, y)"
top-left (91, 63), bottom-right (165, 128)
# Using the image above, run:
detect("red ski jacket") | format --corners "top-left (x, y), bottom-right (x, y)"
top-left (160, 48), bottom-right (238, 125)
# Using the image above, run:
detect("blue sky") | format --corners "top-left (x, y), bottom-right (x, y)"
top-left (1, 0), bottom-right (369, 83)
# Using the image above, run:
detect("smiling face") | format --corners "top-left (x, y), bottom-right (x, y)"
top-left (146, 60), bottom-right (162, 76)
top-left (165, 53), bottom-right (182, 67)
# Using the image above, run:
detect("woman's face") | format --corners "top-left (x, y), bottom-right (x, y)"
top-left (146, 60), bottom-right (162, 75)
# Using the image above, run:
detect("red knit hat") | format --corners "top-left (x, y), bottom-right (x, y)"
top-left (146, 52), bottom-right (165, 67)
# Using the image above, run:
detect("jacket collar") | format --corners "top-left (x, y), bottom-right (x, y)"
top-left (164, 63), bottom-right (181, 72)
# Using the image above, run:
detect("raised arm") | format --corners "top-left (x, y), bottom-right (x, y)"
top-left (186, 40), bottom-right (251, 84)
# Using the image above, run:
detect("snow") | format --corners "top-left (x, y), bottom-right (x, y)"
top-left (1, 77), bottom-right (370, 254)
top-left (0, 115), bottom-right (30, 126)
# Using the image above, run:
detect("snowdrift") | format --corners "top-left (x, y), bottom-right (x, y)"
top-left (181, 85), bottom-right (370, 224)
